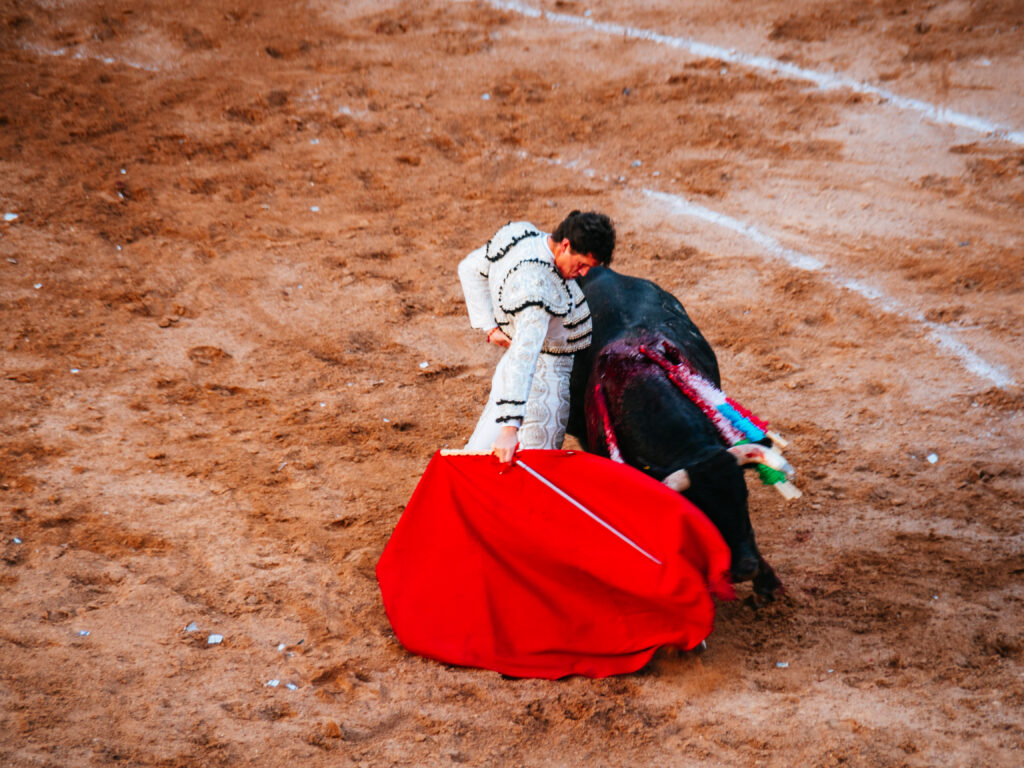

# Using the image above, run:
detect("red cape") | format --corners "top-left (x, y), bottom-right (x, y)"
top-left (376, 450), bottom-right (733, 679)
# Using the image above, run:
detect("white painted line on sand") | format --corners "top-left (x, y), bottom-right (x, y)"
top-left (642, 189), bottom-right (1017, 389)
top-left (20, 42), bottom-right (164, 72)
top-left (487, 0), bottom-right (1024, 146)
top-left (520, 149), bottom-right (1016, 388)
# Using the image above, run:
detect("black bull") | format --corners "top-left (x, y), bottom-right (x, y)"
top-left (567, 267), bottom-right (782, 597)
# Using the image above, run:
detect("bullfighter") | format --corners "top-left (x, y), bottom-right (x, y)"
top-left (458, 210), bottom-right (616, 462)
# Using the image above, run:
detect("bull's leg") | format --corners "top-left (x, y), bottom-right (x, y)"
top-left (752, 556), bottom-right (783, 599)
top-left (729, 532), bottom-right (761, 584)
top-left (682, 450), bottom-right (761, 583)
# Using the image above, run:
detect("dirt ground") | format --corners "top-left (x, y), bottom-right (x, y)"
top-left (2, 1), bottom-right (1023, 765)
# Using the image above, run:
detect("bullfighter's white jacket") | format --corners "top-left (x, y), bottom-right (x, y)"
top-left (458, 221), bottom-right (592, 434)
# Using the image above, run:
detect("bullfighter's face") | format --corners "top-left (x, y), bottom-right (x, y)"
top-left (552, 238), bottom-right (600, 279)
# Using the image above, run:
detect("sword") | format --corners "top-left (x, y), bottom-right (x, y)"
top-left (513, 458), bottom-right (663, 566)
top-left (440, 449), bottom-right (663, 565)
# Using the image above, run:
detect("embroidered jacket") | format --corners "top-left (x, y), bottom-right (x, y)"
top-left (458, 221), bottom-right (593, 427)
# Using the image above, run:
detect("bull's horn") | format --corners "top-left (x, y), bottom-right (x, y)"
top-left (661, 468), bottom-right (690, 492)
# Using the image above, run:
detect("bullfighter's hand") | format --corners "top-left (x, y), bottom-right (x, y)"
top-left (486, 328), bottom-right (512, 348)
top-left (492, 425), bottom-right (519, 463)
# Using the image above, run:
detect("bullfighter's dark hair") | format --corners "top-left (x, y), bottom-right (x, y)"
top-left (551, 210), bottom-right (616, 266)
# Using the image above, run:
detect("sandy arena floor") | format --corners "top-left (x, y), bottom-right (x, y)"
top-left (2, 1), bottom-right (1023, 765)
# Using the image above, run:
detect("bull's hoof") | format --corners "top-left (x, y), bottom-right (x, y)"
top-left (730, 556), bottom-right (760, 583)
top-left (730, 539), bottom-right (760, 583)
top-left (752, 563), bottom-right (783, 599)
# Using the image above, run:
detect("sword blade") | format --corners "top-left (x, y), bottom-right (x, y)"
top-left (514, 458), bottom-right (662, 566)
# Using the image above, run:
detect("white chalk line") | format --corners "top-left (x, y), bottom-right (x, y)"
top-left (514, 149), bottom-right (1016, 389)
top-left (642, 189), bottom-right (1017, 390)
top-left (487, 0), bottom-right (1024, 146)
top-left (19, 42), bottom-right (165, 72)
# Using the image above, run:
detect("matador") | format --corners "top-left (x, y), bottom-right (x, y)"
top-left (457, 211), bottom-right (616, 462)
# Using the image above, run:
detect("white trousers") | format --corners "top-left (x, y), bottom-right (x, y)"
top-left (466, 352), bottom-right (574, 451)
